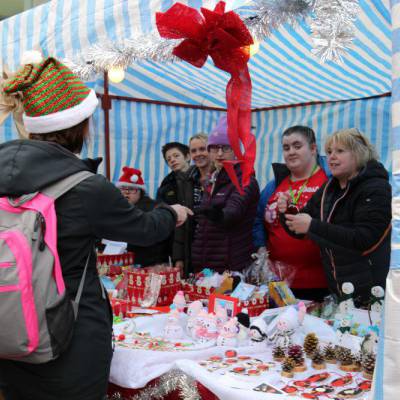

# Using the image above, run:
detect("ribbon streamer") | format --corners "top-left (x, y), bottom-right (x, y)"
top-left (156, 1), bottom-right (256, 194)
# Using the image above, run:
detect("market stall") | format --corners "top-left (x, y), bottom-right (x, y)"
top-left (0, 1), bottom-right (398, 399)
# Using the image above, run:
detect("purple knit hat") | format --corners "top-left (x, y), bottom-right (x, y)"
top-left (208, 116), bottom-right (231, 148)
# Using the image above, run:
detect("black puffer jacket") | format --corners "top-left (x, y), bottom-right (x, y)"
top-left (0, 140), bottom-right (176, 400)
top-left (296, 160), bottom-right (391, 304)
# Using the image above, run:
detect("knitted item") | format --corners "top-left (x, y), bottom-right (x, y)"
top-left (3, 57), bottom-right (97, 133)
top-left (303, 333), bottom-right (319, 357)
top-left (116, 167), bottom-right (146, 191)
top-left (207, 115), bottom-right (230, 147)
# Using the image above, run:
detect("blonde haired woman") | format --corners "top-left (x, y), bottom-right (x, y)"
top-left (278, 128), bottom-right (391, 305)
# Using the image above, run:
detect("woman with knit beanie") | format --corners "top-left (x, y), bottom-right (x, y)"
top-left (0, 57), bottom-right (191, 400)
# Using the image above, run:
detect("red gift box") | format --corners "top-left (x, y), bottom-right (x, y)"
top-left (238, 296), bottom-right (269, 317)
top-left (110, 298), bottom-right (130, 318)
top-left (127, 267), bottom-right (181, 307)
top-left (181, 282), bottom-right (215, 302)
top-left (97, 252), bottom-right (135, 268)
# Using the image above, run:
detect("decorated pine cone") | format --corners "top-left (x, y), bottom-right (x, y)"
top-left (323, 343), bottom-right (336, 361)
top-left (362, 352), bottom-right (376, 375)
top-left (281, 356), bottom-right (295, 373)
top-left (337, 347), bottom-right (353, 366)
top-left (272, 345), bottom-right (286, 360)
top-left (287, 344), bottom-right (304, 366)
top-left (352, 351), bottom-right (363, 369)
top-left (303, 333), bottom-right (319, 357)
top-left (311, 348), bottom-right (325, 365)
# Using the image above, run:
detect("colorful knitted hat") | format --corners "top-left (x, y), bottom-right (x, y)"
top-left (116, 167), bottom-right (146, 191)
top-left (208, 115), bottom-right (230, 147)
top-left (2, 57), bottom-right (98, 133)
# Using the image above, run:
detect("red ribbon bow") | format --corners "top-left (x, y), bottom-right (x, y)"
top-left (156, 1), bottom-right (256, 194)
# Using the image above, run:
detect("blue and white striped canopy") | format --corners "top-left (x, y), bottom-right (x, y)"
top-left (0, 0), bottom-right (392, 108)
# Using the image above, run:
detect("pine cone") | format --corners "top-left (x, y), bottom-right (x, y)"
top-left (272, 345), bottom-right (286, 360)
top-left (281, 356), bottom-right (295, 373)
top-left (287, 344), bottom-right (305, 366)
top-left (303, 333), bottom-right (319, 357)
top-left (337, 347), bottom-right (353, 366)
top-left (312, 348), bottom-right (325, 365)
top-left (323, 343), bottom-right (336, 361)
top-left (362, 352), bottom-right (376, 374)
top-left (352, 351), bottom-right (363, 369)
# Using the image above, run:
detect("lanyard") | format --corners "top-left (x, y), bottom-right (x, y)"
top-left (288, 164), bottom-right (318, 205)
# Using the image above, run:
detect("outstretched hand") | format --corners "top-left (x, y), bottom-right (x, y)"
top-left (285, 213), bottom-right (312, 234)
top-left (170, 205), bottom-right (194, 227)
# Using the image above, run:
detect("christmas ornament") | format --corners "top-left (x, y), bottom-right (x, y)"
top-left (362, 352), bottom-right (376, 380)
top-left (331, 374), bottom-right (353, 387)
top-left (303, 332), bottom-right (319, 358)
top-left (336, 346), bottom-right (354, 372)
top-left (336, 387), bottom-right (363, 399)
top-left (287, 344), bottom-right (306, 372)
top-left (281, 356), bottom-right (295, 378)
top-left (311, 348), bottom-right (326, 370)
top-left (272, 345), bottom-right (286, 361)
top-left (323, 343), bottom-right (337, 364)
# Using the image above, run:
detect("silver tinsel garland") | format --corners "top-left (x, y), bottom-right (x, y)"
top-left (106, 369), bottom-right (201, 400)
top-left (309, 0), bottom-right (360, 63)
top-left (62, 0), bottom-right (359, 80)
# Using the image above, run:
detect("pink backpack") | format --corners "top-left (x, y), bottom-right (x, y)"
top-left (0, 171), bottom-right (93, 363)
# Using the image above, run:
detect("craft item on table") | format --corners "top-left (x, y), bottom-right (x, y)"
top-left (281, 385), bottom-right (299, 395)
top-left (320, 295), bottom-right (338, 319)
top-left (323, 343), bottom-right (337, 364)
top-left (287, 344), bottom-right (306, 372)
top-left (163, 309), bottom-right (184, 340)
top-left (311, 348), bottom-right (326, 370)
top-left (362, 352), bottom-right (376, 380)
top-left (336, 387), bottom-right (364, 399)
top-left (336, 347), bottom-right (354, 372)
top-left (172, 290), bottom-right (187, 312)
top-left (360, 325), bottom-right (379, 356)
top-left (253, 383), bottom-right (284, 394)
top-left (214, 301), bottom-right (228, 331)
top-left (268, 281), bottom-right (297, 307)
top-left (186, 300), bottom-right (203, 338)
top-left (236, 308), bottom-right (250, 346)
top-left (335, 314), bottom-right (356, 350)
top-left (369, 285), bottom-right (384, 325)
top-left (267, 306), bottom-right (301, 349)
top-left (208, 293), bottom-right (239, 317)
top-left (336, 282), bottom-right (356, 317)
top-left (304, 332), bottom-right (319, 358)
top-left (304, 385), bottom-right (335, 396)
top-left (357, 379), bottom-right (372, 391)
top-left (215, 271), bottom-right (233, 294)
top-left (225, 349), bottom-right (237, 357)
top-left (230, 281), bottom-right (256, 301)
top-left (249, 316), bottom-right (268, 344)
top-left (217, 317), bottom-right (239, 347)
top-left (243, 249), bottom-right (274, 286)
top-left (281, 356), bottom-right (295, 378)
top-left (331, 374), bottom-right (353, 387)
top-left (272, 345), bottom-right (285, 362)
top-left (351, 351), bottom-right (362, 372)
top-left (196, 269), bottom-right (224, 289)
top-left (121, 319), bottom-right (136, 342)
top-left (139, 273), bottom-right (162, 307)
top-left (194, 312), bottom-right (218, 345)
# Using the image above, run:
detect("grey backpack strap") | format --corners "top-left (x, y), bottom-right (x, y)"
top-left (71, 249), bottom-right (92, 319)
top-left (42, 170), bottom-right (94, 200)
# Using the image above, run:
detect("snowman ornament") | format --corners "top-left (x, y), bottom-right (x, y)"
top-left (337, 282), bottom-right (355, 316)
top-left (370, 286), bottom-right (384, 314)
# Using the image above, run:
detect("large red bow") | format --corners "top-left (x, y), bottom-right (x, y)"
top-left (156, 1), bottom-right (256, 194)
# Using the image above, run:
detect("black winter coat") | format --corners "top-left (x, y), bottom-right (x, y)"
top-left (287, 160), bottom-right (391, 304)
top-left (0, 140), bottom-right (176, 400)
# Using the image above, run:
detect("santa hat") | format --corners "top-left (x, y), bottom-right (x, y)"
top-left (116, 167), bottom-right (146, 191)
top-left (208, 115), bottom-right (230, 148)
top-left (2, 57), bottom-right (98, 133)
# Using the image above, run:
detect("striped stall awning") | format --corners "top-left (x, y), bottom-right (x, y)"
top-left (0, 0), bottom-right (392, 108)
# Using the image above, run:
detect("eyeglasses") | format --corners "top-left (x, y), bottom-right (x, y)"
top-left (208, 145), bottom-right (233, 153)
top-left (120, 187), bottom-right (140, 193)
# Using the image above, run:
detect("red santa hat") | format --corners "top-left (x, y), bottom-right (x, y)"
top-left (116, 167), bottom-right (146, 191)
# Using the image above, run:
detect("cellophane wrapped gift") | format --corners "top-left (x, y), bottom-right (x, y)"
top-left (127, 264), bottom-right (181, 307)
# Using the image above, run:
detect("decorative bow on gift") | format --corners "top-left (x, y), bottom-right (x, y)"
top-left (156, 1), bottom-right (256, 194)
